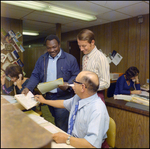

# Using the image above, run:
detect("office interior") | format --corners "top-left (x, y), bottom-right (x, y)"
top-left (1, 1), bottom-right (149, 148)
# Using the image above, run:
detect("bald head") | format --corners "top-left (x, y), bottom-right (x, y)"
top-left (78, 71), bottom-right (99, 93)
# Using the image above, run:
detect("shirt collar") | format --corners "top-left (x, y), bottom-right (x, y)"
top-left (78, 93), bottom-right (98, 110)
top-left (49, 49), bottom-right (62, 59)
top-left (86, 46), bottom-right (97, 59)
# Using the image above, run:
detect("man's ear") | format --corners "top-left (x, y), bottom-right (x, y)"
top-left (81, 84), bottom-right (86, 92)
top-left (91, 40), bottom-right (95, 45)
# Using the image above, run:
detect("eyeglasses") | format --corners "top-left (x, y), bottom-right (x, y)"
top-left (72, 79), bottom-right (83, 85)
top-left (72, 79), bottom-right (87, 88)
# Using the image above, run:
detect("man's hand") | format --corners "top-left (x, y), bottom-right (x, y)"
top-left (34, 95), bottom-right (46, 103)
top-left (21, 88), bottom-right (29, 95)
top-left (58, 82), bottom-right (69, 91)
top-left (52, 132), bottom-right (69, 143)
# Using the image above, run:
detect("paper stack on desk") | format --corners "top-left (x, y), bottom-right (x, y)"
top-left (114, 93), bottom-right (149, 106)
top-left (37, 78), bottom-right (64, 94)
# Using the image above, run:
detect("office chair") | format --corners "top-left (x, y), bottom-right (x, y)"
top-left (107, 82), bottom-right (116, 98)
top-left (106, 117), bottom-right (116, 148)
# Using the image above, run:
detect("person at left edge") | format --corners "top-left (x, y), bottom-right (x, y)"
top-left (21, 35), bottom-right (80, 132)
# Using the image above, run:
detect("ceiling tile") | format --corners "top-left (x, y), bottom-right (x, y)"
top-left (91, 1), bottom-right (141, 10)
top-left (43, 1), bottom-right (111, 15)
top-left (1, 3), bottom-right (34, 19)
top-left (97, 11), bottom-right (131, 22)
top-left (117, 2), bottom-right (149, 16)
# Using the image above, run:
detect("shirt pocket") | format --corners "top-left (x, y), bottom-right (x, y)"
top-left (60, 67), bottom-right (71, 80)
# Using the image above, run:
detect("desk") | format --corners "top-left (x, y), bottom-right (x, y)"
top-left (1, 96), bottom-right (52, 148)
top-left (1, 96), bottom-right (74, 148)
top-left (105, 97), bottom-right (149, 148)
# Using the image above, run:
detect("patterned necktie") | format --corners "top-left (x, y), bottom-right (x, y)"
top-left (83, 55), bottom-right (88, 70)
top-left (67, 101), bottom-right (79, 135)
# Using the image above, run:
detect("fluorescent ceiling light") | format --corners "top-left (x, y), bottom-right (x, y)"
top-left (23, 32), bottom-right (39, 36)
top-left (1, 1), bottom-right (47, 11)
top-left (1, 1), bottom-right (97, 21)
top-left (45, 5), bottom-right (97, 21)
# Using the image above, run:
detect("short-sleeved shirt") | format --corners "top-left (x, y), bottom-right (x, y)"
top-left (64, 93), bottom-right (110, 148)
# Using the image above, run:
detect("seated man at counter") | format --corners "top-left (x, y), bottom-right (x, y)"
top-left (34, 71), bottom-right (110, 148)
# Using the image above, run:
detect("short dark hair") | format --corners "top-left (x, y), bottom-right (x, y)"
top-left (77, 29), bottom-right (95, 44)
top-left (5, 64), bottom-right (24, 80)
top-left (81, 76), bottom-right (99, 92)
top-left (44, 35), bottom-right (60, 45)
top-left (125, 66), bottom-right (139, 81)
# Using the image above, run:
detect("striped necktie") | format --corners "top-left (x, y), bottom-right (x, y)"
top-left (67, 101), bottom-right (79, 135)
top-left (83, 55), bottom-right (88, 70)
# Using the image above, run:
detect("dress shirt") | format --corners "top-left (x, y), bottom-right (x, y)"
top-left (64, 93), bottom-right (110, 148)
top-left (46, 50), bottom-right (62, 93)
top-left (82, 46), bottom-right (110, 90)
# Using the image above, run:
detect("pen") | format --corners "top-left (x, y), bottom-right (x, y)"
top-left (68, 84), bottom-right (74, 87)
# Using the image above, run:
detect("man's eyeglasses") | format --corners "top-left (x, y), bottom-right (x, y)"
top-left (72, 80), bottom-right (87, 88)
top-left (72, 79), bottom-right (83, 85)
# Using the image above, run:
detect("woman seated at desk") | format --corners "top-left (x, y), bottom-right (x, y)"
top-left (114, 66), bottom-right (141, 95)
top-left (1, 64), bottom-right (29, 95)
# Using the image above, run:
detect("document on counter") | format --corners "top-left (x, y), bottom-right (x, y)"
top-left (1, 95), bottom-right (18, 103)
top-left (114, 94), bottom-right (149, 106)
top-left (37, 78), bottom-right (64, 94)
top-left (14, 91), bottom-right (39, 110)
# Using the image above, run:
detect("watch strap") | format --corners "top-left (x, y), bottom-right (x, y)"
top-left (66, 135), bottom-right (71, 145)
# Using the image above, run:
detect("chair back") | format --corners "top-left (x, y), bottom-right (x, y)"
top-left (106, 117), bottom-right (116, 148)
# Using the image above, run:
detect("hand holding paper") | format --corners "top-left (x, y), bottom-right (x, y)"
top-left (37, 78), bottom-right (64, 94)
top-left (58, 82), bottom-right (70, 91)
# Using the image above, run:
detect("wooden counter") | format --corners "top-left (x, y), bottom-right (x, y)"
top-left (105, 97), bottom-right (149, 148)
top-left (1, 97), bottom-right (52, 148)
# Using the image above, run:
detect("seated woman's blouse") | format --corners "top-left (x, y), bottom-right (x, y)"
top-left (2, 79), bottom-right (29, 94)
top-left (114, 75), bottom-right (140, 95)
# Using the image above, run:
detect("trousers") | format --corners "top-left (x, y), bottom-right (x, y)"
top-left (97, 90), bottom-right (105, 103)
top-left (45, 92), bottom-right (73, 132)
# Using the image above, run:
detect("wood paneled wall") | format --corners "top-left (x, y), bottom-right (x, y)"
top-left (23, 14), bottom-right (149, 86)
top-left (61, 14), bottom-right (149, 86)
top-left (107, 106), bottom-right (149, 148)
top-left (23, 46), bottom-right (47, 77)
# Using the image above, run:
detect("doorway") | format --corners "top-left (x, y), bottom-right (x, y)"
top-left (68, 40), bottom-right (82, 70)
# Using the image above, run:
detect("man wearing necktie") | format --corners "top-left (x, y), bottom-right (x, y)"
top-left (35, 71), bottom-right (110, 148)
top-left (77, 29), bottom-right (110, 103)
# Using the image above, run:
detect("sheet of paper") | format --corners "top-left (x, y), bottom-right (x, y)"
top-left (106, 56), bottom-right (112, 64)
top-left (27, 114), bottom-right (48, 124)
top-left (111, 53), bottom-right (123, 66)
top-left (14, 91), bottom-right (38, 110)
top-left (43, 125), bottom-right (59, 134)
top-left (114, 94), bottom-right (132, 101)
top-left (140, 91), bottom-right (149, 97)
top-left (1, 95), bottom-right (18, 103)
top-left (37, 78), bottom-right (64, 94)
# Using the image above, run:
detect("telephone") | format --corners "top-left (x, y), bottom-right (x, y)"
top-left (14, 74), bottom-right (22, 86)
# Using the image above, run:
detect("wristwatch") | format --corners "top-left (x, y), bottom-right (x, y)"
top-left (66, 135), bottom-right (71, 145)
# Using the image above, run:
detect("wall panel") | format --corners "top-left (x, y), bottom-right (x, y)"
top-left (61, 14), bottom-right (149, 85)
